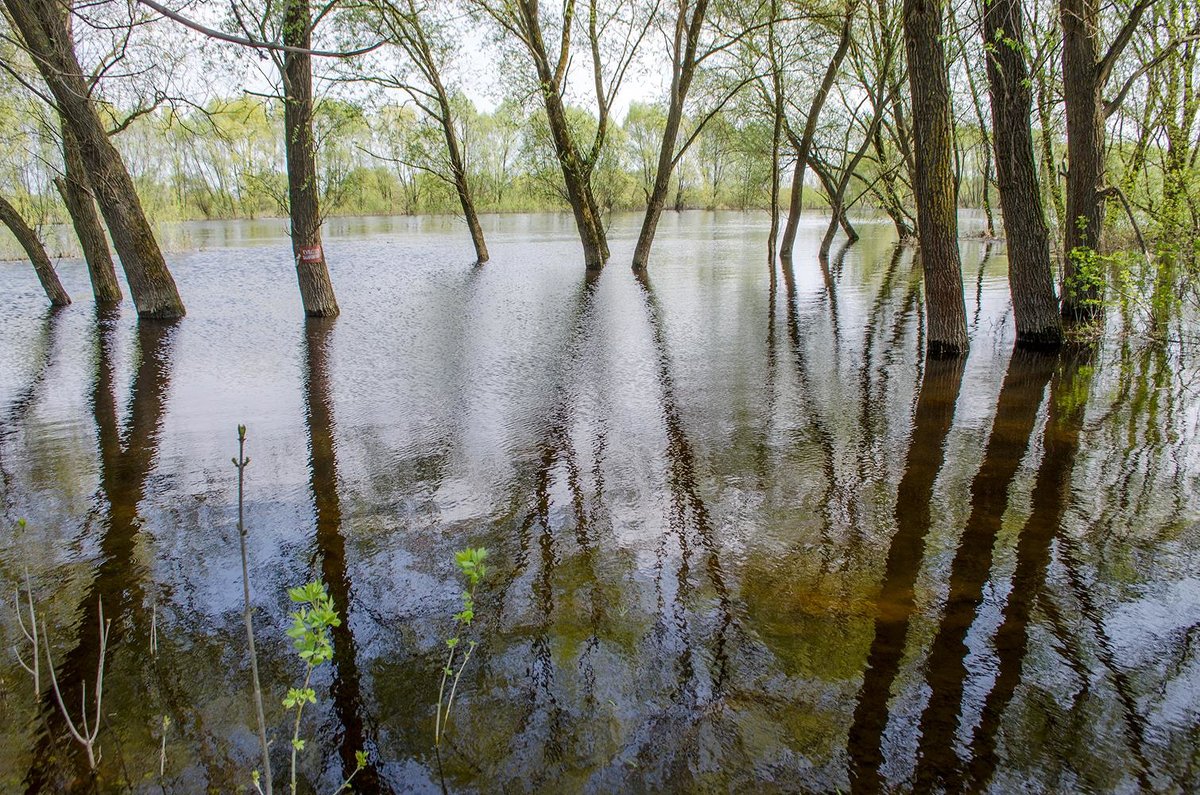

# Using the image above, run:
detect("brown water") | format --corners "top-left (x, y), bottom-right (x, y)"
top-left (1, 211), bottom-right (1198, 793)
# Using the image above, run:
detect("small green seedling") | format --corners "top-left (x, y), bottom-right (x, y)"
top-left (283, 582), bottom-right (343, 794)
top-left (435, 547), bottom-right (489, 748)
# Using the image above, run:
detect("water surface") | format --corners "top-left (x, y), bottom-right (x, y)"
top-left (1, 211), bottom-right (1198, 792)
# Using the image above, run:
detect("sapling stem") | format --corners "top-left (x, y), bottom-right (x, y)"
top-left (434, 645), bottom-right (456, 746)
top-left (289, 666), bottom-right (314, 795)
top-left (43, 598), bottom-right (109, 771)
top-left (434, 549), bottom-right (487, 747)
top-left (13, 567), bottom-right (40, 694)
top-left (234, 425), bottom-right (273, 795)
top-left (442, 641), bottom-right (476, 735)
top-left (281, 581), bottom-right (341, 794)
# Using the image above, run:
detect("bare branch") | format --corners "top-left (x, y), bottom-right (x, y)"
top-left (134, 0), bottom-right (383, 57)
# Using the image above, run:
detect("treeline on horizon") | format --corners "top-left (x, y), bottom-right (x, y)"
top-left (0, 0), bottom-right (1197, 350)
top-left (9, 95), bottom-right (855, 224)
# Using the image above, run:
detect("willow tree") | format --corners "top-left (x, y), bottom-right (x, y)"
top-left (631, 0), bottom-right (775, 269)
top-left (0, 195), bottom-right (70, 306)
top-left (280, 0), bottom-right (339, 316)
top-left (631, 0), bottom-right (709, 270)
top-left (56, 122), bottom-right (122, 304)
top-left (848, 0), bottom-right (916, 242)
top-left (473, 0), bottom-right (653, 269)
top-left (983, 0), bottom-right (1062, 347)
top-left (1058, 0), bottom-right (1154, 323)
top-left (779, 0), bottom-right (857, 262)
top-left (367, 0), bottom-right (489, 262)
top-left (3, 0), bottom-right (185, 318)
top-left (150, 0), bottom-right (351, 314)
top-left (902, 0), bottom-right (968, 355)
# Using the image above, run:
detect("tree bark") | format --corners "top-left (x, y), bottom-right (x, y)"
top-left (984, 0), bottom-right (1063, 347)
top-left (779, 6), bottom-right (855, 262)
top-left (1059, 0), bottom-right (1106, 323)
top-left (632, 0), bottom-right (707, 270)
top-left (1035, 71), bottom-right (1065, 232)
top-left (541, 87), bottom-right (610, 269)
top-left (381, 0), bottom-right (489, 263)
top-left (482, 0), bottom-right (610, 267)
top-left (1057, 0), bottom-right (1153, 324)
top-left (283, 0), bottom-right (340, 316)
top-left (431, 84), bottom-right (489, 263)
top-left (3, 0), bottom-right (184, 318)
top-left (0, 195), bottom-right (71, 306)
top-left (903, 0), bottom-right (969, 356)
top-left (767, 74), bottom-right (784, 262)
top-left (870, 123), bottom-right (916, 241)
top-left (55, 122), bottom-right (122, 304)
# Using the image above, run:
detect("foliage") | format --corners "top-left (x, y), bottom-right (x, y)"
top-left (435, 547), bottom-right (489, 749)
top-left (279, 581), bottom-right (364, 795)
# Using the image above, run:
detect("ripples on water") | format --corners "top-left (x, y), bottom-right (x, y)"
top-left (1, 211), bottom-right (1198, 793)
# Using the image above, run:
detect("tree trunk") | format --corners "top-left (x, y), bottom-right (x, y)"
top-left (436, 92), bottom-right (489, 263)
top-left (3, 0), bottom-right (184, 318)
top-left (633, 3), bottom-right (700, 272)
top-left (0, 195), bottom-right (71, 306)
top-left (812, 161), bottom-right (843, 260)
top-left (766, 0), bottom-right (784, 264)
top-left (504, 0), bottom-right (609, 267)
top-left (871, 124), bottom-right (916, 241)
top-left (1059, 0), bottom-right (1106, 323)
top-left (984, 0), bottom-right (1063, 347)
top-left (779, 7), bottom-right (855, 262)
top-left (948, 0), bottom-right (995, 237)
top-left (392, 2), bottom-right (490, 264)
top-left (767, 97), bottom-right (783, 264)
top-left (457, 179), bottom-right (489, 264)
top-left (56, 122), bottom-right (122, 304)
top-left (539, 90), bottom-right (608, 268)
top-left (1035, 73), bottom-right (1065, 233)
top-left (903, 0), bottom-right (969, 356)
top-left (631, 2), bottom-right (708, 271)
top-left (283, 0), bottom-right (340, 316)
top-left (632, 128), bottom-right (680, 270)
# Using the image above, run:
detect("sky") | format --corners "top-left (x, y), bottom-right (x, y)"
top-left (163, 0), bottom-right (673, 123)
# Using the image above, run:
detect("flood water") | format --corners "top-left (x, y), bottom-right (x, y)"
top-left (2, 211), bottom-right (1198, 793)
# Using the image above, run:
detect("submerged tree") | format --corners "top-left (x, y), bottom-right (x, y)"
top-left (901, 0), bottom-right (968, 355)
top-left (779, 0), bottom-right (857, 262)
top-left (55, 123), bottom-right (122, 304)
top-left (3, 0), bottom-right (185, 317)
top-left (983, 0), bottom-right (1062, 347)
top-left (0, 194), bottom-right (70, 306)
top-left (279, 0), bottom-right (340, 316)
top-left (473, 0), bottom-right (654, 268)
top-left (142, 0), bottom-right (352, 315)
top-left (1058, 0), bottom-right (1154, 324)
top-left (632, 0), bottom-right (710, 270)
top-left (366, 0), bottom-right (489, 262)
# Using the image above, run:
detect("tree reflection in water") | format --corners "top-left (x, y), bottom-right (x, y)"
top-left (1, 216), bottom-right (1198, 792)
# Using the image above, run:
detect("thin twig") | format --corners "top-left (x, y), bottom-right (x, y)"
top-left (43, 599), bottom-right (109, 770)
top-left (434, 645), bottom-right (455, 746)
top-left (234, 425), bottom-right (273, 795)
top-left (13, 567), bottom-right (40, 694)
